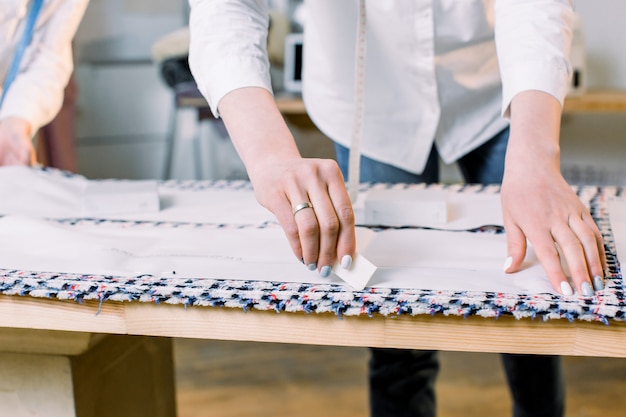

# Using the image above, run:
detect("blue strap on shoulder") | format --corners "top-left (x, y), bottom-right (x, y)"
top-left (0, 0), bottom-right (45, 107)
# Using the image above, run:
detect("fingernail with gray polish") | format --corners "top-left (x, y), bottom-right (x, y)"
top-left (593, 275), bottom-right (604, 291)
top-left (340, 255), bottom-right (353, 270)
top-left (320, 265), bottom-right (332, 278)
top-left (581, 281), bottom-right (594, 297)
top-left (560, 281), bottom-right (574, 296)
top-left (307, 263), bottom-right (317, 271)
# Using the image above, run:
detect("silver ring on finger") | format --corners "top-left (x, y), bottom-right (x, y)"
top-left (292, 201), bottom-right (314, 216)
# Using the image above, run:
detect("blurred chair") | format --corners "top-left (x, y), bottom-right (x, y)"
top-left (153, 13), bottom-right (289, 180)
top-left (162, 79), bottom-right (215, 180)
top-left (153, 28), bottom-right (209, 180)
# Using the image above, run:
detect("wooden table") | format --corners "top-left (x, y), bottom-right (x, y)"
top-left (1, 180), bottom-right (623, 416)
top-left (6, 294), bottom-right (626, 357)
top-left (2, 287), bottom-right (626, 416)
top-left (0, 298), bottom-right (176, 417)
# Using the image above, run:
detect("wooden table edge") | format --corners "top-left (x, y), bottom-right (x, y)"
top-left (2, 295), bottom-right (626, 358)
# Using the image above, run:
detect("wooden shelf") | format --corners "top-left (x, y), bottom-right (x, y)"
top-left (179, 90), bottom-right (626, 116)
top-left (275, 95), bottom-right (307, 115)
top-left (176, 94), bottom-right (306, 115)
top-left (563, 90), bottom-right (626, 113)
top-left (277, 91), bottom-right (626, 115)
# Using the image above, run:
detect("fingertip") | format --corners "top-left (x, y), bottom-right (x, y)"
top-left (502, 256), bottom-right (513, 273)
top-left (560, 281), bottom-right (574, 296)
top-left (504, 224), bottom-right (527, 273)
top-left (503, 253), bottom-right (525, 273)
top-left (319, 265), bottom-right (332, 278)
top-left (340, 254), bottom-right (353, 270)
top-left (581, 281), bottom-right (594, 297)
top-left (593, 275), bottom-right (605, 291)
top-left (335, 228), bottom-right (357, 271)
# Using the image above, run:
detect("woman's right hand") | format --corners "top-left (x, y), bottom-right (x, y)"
top-left (218, 87), bottom-right (356, 276)
top-left (252, 156), bottom-right (356, 277)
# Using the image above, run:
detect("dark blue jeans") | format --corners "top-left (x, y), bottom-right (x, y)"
top-left (335, 128), bottom-right (564, 417)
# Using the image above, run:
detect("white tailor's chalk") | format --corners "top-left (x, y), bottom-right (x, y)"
top-left (332, 252), bottom-right (377, 291)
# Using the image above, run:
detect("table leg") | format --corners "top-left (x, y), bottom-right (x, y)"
top-left (0, 352), bottom-right (76, 416)
top-left (71, 335), bottom-right (176, 417)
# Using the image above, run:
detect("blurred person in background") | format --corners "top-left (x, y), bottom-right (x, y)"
top-left (0, 0), bottom-right (87, 167)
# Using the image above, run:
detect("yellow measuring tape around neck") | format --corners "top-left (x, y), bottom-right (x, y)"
top-left (348, 0), bottom-right (367, 203)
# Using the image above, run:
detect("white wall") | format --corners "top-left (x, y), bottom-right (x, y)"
top-left (73, 0), bottom-right (186, 63)
top-left (73, 0), bottom-right (190, 180)
top-left (574, 0), bottom-right (626, 89)
top-left (557, 0), bottom-right (626, 186)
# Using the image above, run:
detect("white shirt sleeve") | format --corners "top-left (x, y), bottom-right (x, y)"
top-left (0, 0), bottom-right (89, 132)
top-left (495, 0), bottom-right (574, 118)
top-left (188, 0), bottom-right (273, 118)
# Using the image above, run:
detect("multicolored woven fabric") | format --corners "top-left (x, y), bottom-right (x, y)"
top-left (1, 178), bottom-right (623, 324)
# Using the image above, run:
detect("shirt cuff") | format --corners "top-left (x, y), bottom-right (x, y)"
top-left (500, 59), bottom-right (571, 118)
top-left (0, 84), bottom-right (61, 132)
top-left (191, 54), bottom-right (273, 118)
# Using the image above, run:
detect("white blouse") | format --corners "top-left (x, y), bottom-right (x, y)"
top-left (0, 0), bottom-right (88, 131)
top-left (189, 0), bottom-right (573, 174)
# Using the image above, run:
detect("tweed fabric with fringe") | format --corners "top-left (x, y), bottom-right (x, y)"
top-left (1, 179), bottom-right (623, 324)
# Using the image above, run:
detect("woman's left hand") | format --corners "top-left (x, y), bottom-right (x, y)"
top-left (501, 91), bottom-right (607, 296)
top-left (0, 117), bottom-right (34, 166)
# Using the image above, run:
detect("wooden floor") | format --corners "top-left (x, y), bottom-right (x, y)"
top-left (173, 338), bottom-right (626, 417)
